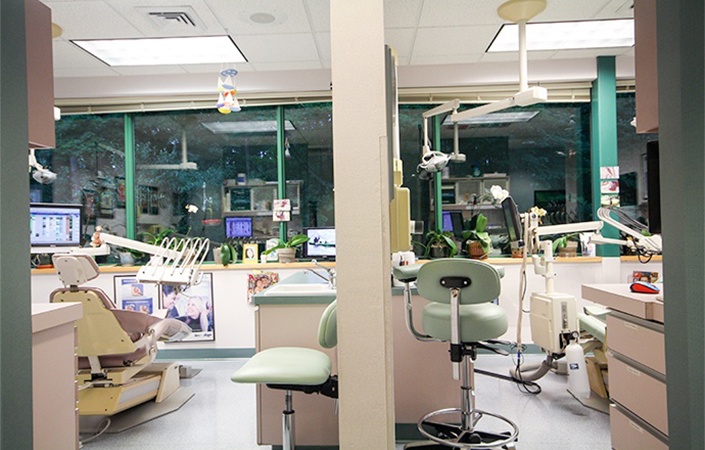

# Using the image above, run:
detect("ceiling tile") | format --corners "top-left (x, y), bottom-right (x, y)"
top-left (410, 53), bottom-right (484, 66)
top-left (112, 65), bottom-right (188, 76)
top-left (384, 0), bottom-right (424, 29)
top-left (235, 33), bottom-right (319, 62)
top-left (418, 0), bottom-right (505, 27)
top-left (181, 62), bottom-right (255, 74)
top-left (385, 28), bottom-right (415, 65)
top-left (250, 61), bottom-right (323, 71)
top-left (479, 50), bottom-right (557, 63)
top-left (44, 0), bottom-right (142, 39)
top-left (315, 32), bottom-right (331, 62)
top-left (305, 0), bottom-right (330, 32)
top-left (550, 47), bottom-right (633, 60)
top-left (205, 0), bottom-right (312, 35)
top-left (104, 0), bottom-right (225, 37)
top-left (413, 25), bottom-right (499, 56)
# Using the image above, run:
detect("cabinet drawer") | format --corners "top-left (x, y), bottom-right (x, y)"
top-left (607, 312), bottom-right (665, 374)
top-left (608, 352), bottom-right (668, 435)
top-left (610, 404), bottom-right (668, 450)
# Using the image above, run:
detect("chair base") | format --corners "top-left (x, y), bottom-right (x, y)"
top-left (415, 407), bottom-right (518, 449)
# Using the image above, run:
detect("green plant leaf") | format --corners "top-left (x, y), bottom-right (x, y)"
top-left (286, 234), bottom-right (310, 248)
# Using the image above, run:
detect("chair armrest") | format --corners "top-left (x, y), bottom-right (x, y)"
top-left (393, 264), bottom-right (421, 283)
top-left (151, 319), bottom-right (192, 342)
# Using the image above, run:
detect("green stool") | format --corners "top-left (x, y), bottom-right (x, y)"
top-left (231, 300), bottom-right (338, 450)
top-left (394, 259), bottom-right (518, 449)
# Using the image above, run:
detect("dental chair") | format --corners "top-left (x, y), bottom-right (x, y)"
top-left (231, 300), bottom-right (338, 450)
top-left (50, 253), bottom-right (191, 416)
top-left (393, 259), bottom-right (518, 449)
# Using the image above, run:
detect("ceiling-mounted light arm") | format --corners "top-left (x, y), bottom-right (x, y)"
top-left (421, 99), bottom-right (460, 153)
top-left (518, 19), bottom-right (528, 91)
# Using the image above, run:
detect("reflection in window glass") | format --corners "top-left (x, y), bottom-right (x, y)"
top-left (33, 114), bottom-right (125, 243)
top-left (133, 107), bottom-right (278, 245)
top-left (284, 103), bottom-right (334, 231)
top-left (616, 93), bottom-right (657, 225)
top-left (398, 105), bottom-right (432, 227)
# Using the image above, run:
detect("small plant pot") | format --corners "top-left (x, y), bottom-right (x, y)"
top-left (429, 246), bottom-right (450, 259)
top-left (277, 247), bottom-right (296, 263)
top-left (119, 252), bottom-right (135, 267)
top-left (557, 243), bottom-right (578, 258)
top-left (467, 241), bottom-right (488, 260)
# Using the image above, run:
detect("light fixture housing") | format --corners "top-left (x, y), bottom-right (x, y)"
top-left (443, 111), bottom-right (539, 126)
top-left (72, 35), bottom-right (247, 66)
top-left (487, 19), bottom-right (634, 52)
top-left (202, 120), bottom-right (296, 134)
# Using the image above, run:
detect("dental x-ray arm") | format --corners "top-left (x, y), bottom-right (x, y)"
top-left (593, 207), bottom-right (662, 255)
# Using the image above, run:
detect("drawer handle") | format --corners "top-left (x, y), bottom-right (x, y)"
top-left (624, 322), bottom-right (640, 331)
top-left (629, 420), bottom-right (644, 434)
top-left (626, 366), bottom-right (642, 377)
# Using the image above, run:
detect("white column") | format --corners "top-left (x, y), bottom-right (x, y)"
top-left (330, 1), bottom-right (395, 449)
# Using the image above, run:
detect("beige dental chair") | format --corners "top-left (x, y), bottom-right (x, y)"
top-left (50, 253), bottom-right (191, 416)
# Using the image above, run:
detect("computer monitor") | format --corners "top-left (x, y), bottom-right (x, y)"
top-left (442, 210), bottom-right (465, 238)
top-left (501, 196), bottom-right (523, 244)
top-left (303, 227), bottom-right (336, 259)
top-left (30, 203), bottom-right (82, 254)
top-left (224, 216), bottom-right (253, 239)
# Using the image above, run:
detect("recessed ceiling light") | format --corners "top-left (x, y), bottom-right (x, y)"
top-left (202, 120), bottom-right (296, 134)
top-left (72, 35), bottom-right (247, 66)
top-left (442, 111), bottom-right (539, 125)
top-left (250, 12), bottom-right (276, 24)
top-left (487, 19), bottom-right (634, 52)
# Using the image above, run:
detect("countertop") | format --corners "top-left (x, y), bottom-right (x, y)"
top-left (582, 283), bottom-right (664, 323)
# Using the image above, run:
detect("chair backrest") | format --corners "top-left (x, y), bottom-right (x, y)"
top-left (417, 259), bottom-right (501, 304)
top-left (317, 300), bottom-right (337, 349)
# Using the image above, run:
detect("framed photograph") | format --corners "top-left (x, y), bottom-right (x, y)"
top-left (247, 271), bottom-right (279, 304)
top-left (161, 273), bottom-right (215, 342)
top-left (113, 275), bottom-right (159, 315)
top-left (243, 243), bottom-right (259, 263)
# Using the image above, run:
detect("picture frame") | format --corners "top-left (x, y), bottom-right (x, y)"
top-left (113, 275), bottom-right (159, 315)
top-left (247, 271), bottom-right (279, 304)
top-left (243, 243), bottom-right (259, 263)
top-left (116, 176), bottom-right (126, 208)
top-left (161, 273), bottom-right (215, 342)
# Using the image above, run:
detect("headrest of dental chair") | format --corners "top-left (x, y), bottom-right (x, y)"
top-left (52, 253), bottom-right (100, 287)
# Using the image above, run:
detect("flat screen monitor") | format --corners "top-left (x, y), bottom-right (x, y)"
top-left (646, 140), bottom-right (661, 234)
top-left (224, 216), bottom-right (253, 239)
top-left (501, 196), bottom-right (523, 244)
top-left (30, 203), bottom-right (82, 253)
top-left (304, 227), bottom-right (336, 259)
top-left (442, 210), bottom-right (464, 238)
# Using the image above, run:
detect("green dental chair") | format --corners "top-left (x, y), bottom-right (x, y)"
top-left (393, 259), bottom-right (518, 449)
top-left (231, 300), bottom-right (338, 450)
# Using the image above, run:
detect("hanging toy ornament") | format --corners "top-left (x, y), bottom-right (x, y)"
top-left (216, 68), bottom-right (241, 114)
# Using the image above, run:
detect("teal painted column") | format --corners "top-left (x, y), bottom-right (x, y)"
top-left (124, 114), bottom-right (136, 239)
top-left (433, 116), bottom-right (443, 232)
top-left (657, 1), bottom-right (705, 447)
top-left (0, 0), bottom-right (34, 447)
top-left (276, 106), bottom-right (287, 242)
top-left (590, 56), bottom-right (619, 257)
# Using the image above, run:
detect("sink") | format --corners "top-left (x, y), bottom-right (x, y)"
top-left (262, 283), bottom-right (336, 296)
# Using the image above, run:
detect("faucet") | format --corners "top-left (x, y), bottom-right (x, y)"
top-left (309, 259), bottom-right (337, 289)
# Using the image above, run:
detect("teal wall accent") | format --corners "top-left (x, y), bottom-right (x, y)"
top-left (657, 1), bottom-right (705, 447)
top-left (590, 56), bottom-right (620, 257)
top-left (0, 0), bottom-right (34, 447)
top-left (276, 105), bottom-right (287, 242)
top-left (124, 114), bottom-right (136, 239)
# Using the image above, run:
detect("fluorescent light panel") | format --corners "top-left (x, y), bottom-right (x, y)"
top-left (202, 120), bottom-right (296, 134)
top-left (443, 111), bottom-right (539, 125)
top-left (488, 19), bottom-right (634, 52)
top-left (72, 36), bottom-right (246, 66)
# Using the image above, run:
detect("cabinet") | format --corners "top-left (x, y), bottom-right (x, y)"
top-left (25, 0), bottom-right (56, 149)
top-left (222, 180), bottom-right (301, 216)
top-left (434, 175), bottom-right (509, 207)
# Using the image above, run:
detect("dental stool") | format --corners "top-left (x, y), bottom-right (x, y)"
top-left (394, 259), bottom-right (518, 449)
top-left (231, 300), bottom-right (338, 450)
top-left (50, 254), bottom-right (191, 416)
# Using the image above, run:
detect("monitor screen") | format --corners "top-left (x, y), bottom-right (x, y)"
top-left (224, 216), bottom-right (253, 239)
top-left (30, 203), bottom-right (82, 252)
top-left (501, 196), bottom-right (523, 244)
top-left (442, 210), bottom-right (464, 238)
top-left (304, 227), bottom-right (336, 259)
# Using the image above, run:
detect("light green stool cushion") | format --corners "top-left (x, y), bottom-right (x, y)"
top-left (422, 303), bottom-right (508, 342)
top-left (231, 347), bottom-right (332, 385)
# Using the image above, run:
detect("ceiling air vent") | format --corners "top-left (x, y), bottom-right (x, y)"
top-left (148, 11), bottom-right (196, 27)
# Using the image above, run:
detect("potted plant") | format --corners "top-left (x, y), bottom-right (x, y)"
top-left (553, 233), bottom-right (579, 257)
top-left (462, 213), bottom-right (492, 260)
top-left (423, 230), bottom-right (458, 259)
top-left (214, 241), bottom-right (238, 265)
top-left (262, 234), bottom-right (310, 263)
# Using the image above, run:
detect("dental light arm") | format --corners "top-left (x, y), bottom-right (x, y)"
top-left (593, 207), bottom-right (662, 255)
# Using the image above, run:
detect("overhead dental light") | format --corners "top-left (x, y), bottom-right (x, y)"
top-left (29, 148), bottom-right (57, 184)
top-left (137, 130), bottom-right (198, 170)
top-left (418, 0), bottom-right (547, 178)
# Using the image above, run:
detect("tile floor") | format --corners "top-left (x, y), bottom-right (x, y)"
top-left (80, 355), bottom-right (610, 450)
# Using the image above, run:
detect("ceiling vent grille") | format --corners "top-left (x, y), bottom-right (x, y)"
top-left (148, 11), bottom-right (197, 27)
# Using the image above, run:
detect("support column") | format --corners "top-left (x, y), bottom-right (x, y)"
top-left (330, 0), bottom-right (395, 448)
top-left (656, 1), bottom-right (705, 448)
top-left (0, 0), bottom-right (34, 447)
top-left (124, 114), bottom-right (136, 239)
top-left (590, 56), bottom-right (620, 256)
